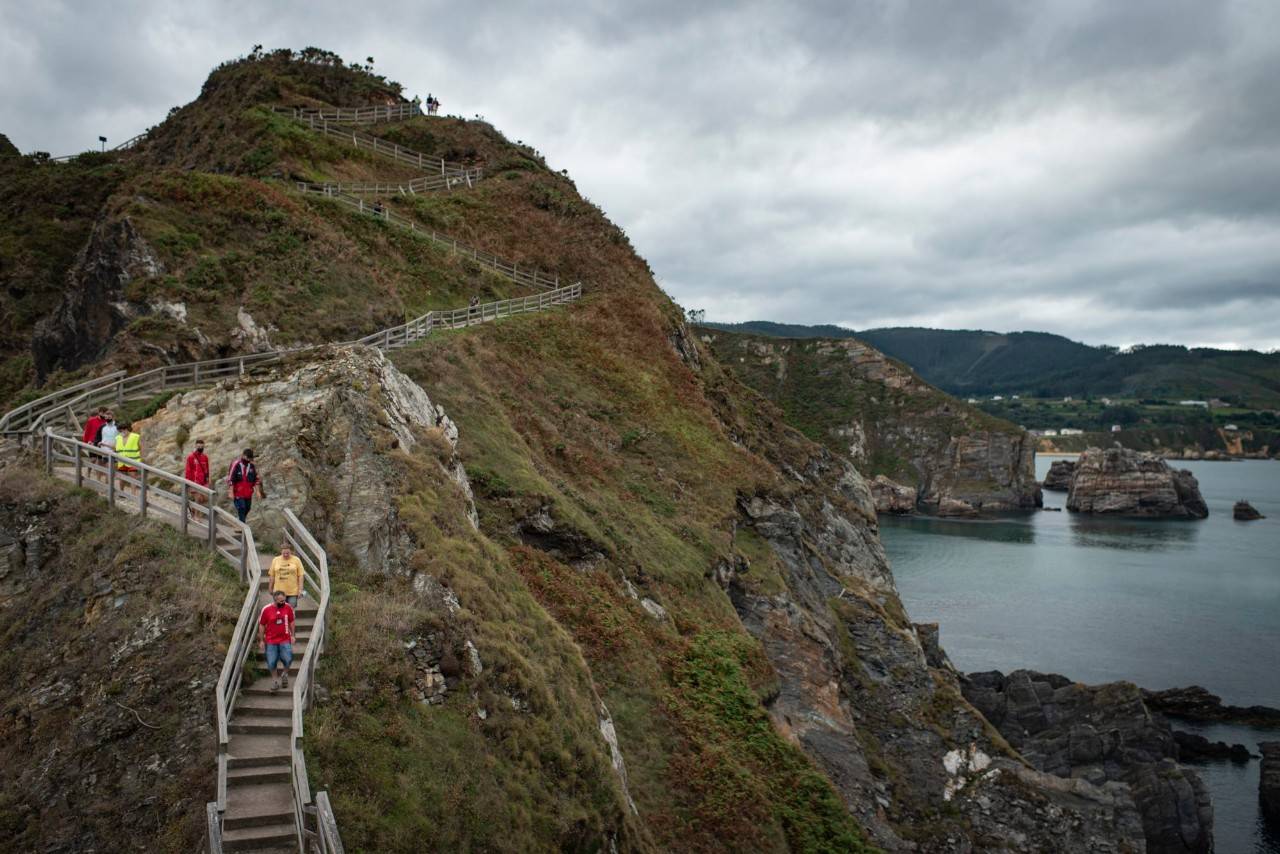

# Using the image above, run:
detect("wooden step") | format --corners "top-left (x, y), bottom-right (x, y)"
top-left (221, 820), bottom-right (296, 852)
top-left (224, 782), bottom-right (295, 830)
top-left (229, 715), bottom-right (292, 735)
top-left (227, 763), bottom-right (291, 786)
top-left (237, 695), bottom-right (294, 718)
top-left (226, 733), bottom-right (290, 769)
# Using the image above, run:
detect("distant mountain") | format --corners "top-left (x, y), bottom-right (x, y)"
top-left (703, 322), bottom-right (1280, 407)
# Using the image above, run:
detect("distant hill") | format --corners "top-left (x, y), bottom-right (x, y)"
top-left (704, 323), bottom-right (1280, 407)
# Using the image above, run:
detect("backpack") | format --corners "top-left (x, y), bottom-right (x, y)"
top-left (228, 459), bottom-right (257, 485)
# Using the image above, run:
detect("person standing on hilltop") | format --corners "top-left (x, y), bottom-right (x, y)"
top-left (227, 448), bottom-right (265, 523)
top-left (258, 589), bottom-right (295, 693)
top-left (269, 543), bottom-right (305, 607)
top-left (184, 438), bottom-right (210, 522)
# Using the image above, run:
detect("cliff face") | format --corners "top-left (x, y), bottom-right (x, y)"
top-left (1067, 447), bottom-right (1209, 518)
top-left (701, 330), bottom-right (1042, 515)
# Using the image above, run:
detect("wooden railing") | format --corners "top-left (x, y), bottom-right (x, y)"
top-left (282, 509), bottom-right (342, 853)
top-left (42, 132), bottom-right (148, 164)
top-left (273, 103), bottom-right (421, 124)
top-left (298, 185), bottom-right (561, 292)
top-left (294, 115), bottom-right (471, 176)
top-left (297, 168), bottom-right (483, 196)
top-left (355, 284), bottom-right (582, 350)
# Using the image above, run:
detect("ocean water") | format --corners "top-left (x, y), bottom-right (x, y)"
top-left (881, 457), bottom-right (1280, 853)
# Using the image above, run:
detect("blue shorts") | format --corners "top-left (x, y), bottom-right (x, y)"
top-left (266, 642), bottom-right (293, 671)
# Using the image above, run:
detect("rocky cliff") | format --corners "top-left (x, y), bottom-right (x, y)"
top-left (1043, 458), bottom-right (1075, 491)
top-left (701, 329), bottom-right (1043, 515)
top-left (965, 669), bottom-right (1213, 853)
top-left (1066, 447), bottom-right (1209, 518)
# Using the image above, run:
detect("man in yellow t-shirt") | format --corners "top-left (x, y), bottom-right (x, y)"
top-left (269, 544), bottom-right (305, 607)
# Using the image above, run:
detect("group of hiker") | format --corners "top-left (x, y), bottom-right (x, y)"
top-left (80, 407), bottom-right (266, 522)
top-left (83, 406), bottom-right (297, 691)
top-left (412, 93), bottom-right (441, 115)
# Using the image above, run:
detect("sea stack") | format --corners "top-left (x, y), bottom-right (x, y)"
top-left (1066, 447), bottom-right (1208, 518)
top-left (869, 475), bottom-right (917, 514)
top-left (1042, 459), bottom-right (1075, 491)
top-left (1233, 500), bottom-right (1265, 521)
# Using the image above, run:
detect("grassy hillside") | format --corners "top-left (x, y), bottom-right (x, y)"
top-left (710, 322), bottom-right (1280, 408)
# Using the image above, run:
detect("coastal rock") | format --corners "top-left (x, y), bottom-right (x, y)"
top-left (1261, 742), bottom-right (1280, 823)
top-left (918, 430), bottom-right (1044, 515)
top-left (964, 669), bottom-right (1213, 853)
top-left (1171, 730), bottom-right (1251, 763)
top-left (1066, 447), bottom-right (1208, 519)
top-left (1233, 500), bottom-right (1265, 521)
top-left (1043, 458), bottom-right (1076, 491)
top-left (1143, 685), bottom-right (1280, 728)
top-left (869, 475), bottom-right (916, 514)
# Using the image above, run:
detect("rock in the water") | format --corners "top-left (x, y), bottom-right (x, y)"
top-left (869, 474), bottom-right (917, 514)
top-left (1233, 500), bottom-right (1265, 521)
top-left (1043, 458), bottom-right (1076, 491)
top-left (1172, 730), bottom-right (1251, 763)
top-left (964, 669), bottom-right (1214, 853)
top-left (1262, 742), bottom-right (1280, 823)
top-left (1066, 446), bottom-right (1209, 518)
top-left (1143, 685), bottom-right (1280, 728)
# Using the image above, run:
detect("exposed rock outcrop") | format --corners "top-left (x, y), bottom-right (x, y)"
top-left (869, 474), bottom-right (917, 514)
top-left (1143, 685), bottom-right (1280, 728)
top-left (702, 330), bottom-right (1043, 516)
top-left (1262, 742), bottom-right (1280, 823)
top-left (964, 669), bottom-right (1213, 853)
top-left (32, 215), bottom-right (166, 379)
top-left (1233, 500), bottom-right (1265, 520)
top-left (1066, 447), bottom-right (1208, 518)
top-left (1171, 730), bottom-right (1251, 763)
top-left (1043, 458), bottom-right (1076, 491)
top-left (135, 345), bottom-right (474, 576)
top-left (0, 132), bottom-right (19, 157)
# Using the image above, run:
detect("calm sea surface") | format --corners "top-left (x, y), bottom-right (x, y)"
top-left (881, 457), bottom-right (1280, 854)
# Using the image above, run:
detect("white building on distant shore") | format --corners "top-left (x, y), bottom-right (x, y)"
top-left (1179, 400), bottom-right (1209, 408)
top-left (1060, 428), bottom-right (1085, 436)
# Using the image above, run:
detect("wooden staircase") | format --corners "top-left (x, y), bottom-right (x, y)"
top-left (219, 555), bottom-right (318, 852)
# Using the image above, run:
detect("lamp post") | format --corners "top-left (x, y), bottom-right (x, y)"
top-left (98, 135), bottom-right (107, 152)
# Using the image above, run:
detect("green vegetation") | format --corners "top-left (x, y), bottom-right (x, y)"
top-left (709, 322), bottom-right (1280, 409)
top-left (702, 328), bottom-right (1021, 486)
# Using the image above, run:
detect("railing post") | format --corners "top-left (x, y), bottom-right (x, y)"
top-left (239, 531), bottom-right (249, 583)
top-left (44, 433), bottom-right (53, 476)
top-left (107, 459), bottom-right (116, 507)
top-left (239, 357), bottom-right (246, 375)
top-left (139, 469), bottom-right (149, 516)
top-left (74, 443), bottom-right (83, 487)
top-left (208, 499), bottom-right (218, 547)
top-left (194, 364), bottom-right (201, 383)
top-left (181, 488), bottom-right (190, 536)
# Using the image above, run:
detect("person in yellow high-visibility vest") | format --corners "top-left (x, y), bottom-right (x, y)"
top-left (115, 422), bottom-right (141, 495)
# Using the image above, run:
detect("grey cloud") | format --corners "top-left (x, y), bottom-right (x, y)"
top-left (1, 0), bottom-right (1278, 349)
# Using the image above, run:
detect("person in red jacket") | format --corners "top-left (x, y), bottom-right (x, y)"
top-left (184, 439), bottom-right (210, 522)
top-left (81, 408), bottom-right (106, 481)
top-left (227, 448), bottom-right (265, 523)
top-left (258, 589), bottom-right (295, 692)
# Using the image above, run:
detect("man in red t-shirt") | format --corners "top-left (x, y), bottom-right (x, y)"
top-left (184, 439), bottom-right (210, 522)
top-left (81, 408), bottom-right (106, 481)
top-left (258, 589), bottom-right (295, 691)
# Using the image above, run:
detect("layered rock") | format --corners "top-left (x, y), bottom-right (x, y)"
top-left (964, 669), bottom-right (1213, 853)
top-left (1143, 685), bottom-right (1280, 728)
top-left (1171, 731), bottom-right (1251, 763)
top-left (1233, 500), bottom-right (1265, 520)
top-left (1067, 447), bottom-right (1208, 518)
top-left (1043, 458), bottom-right (1076, 491)
top-left (702, 330), bottom-right (1043, 515)
top-left (135, 345), bottom-right (473, 575)
top-left (869, 475), bottom-right (917, 514)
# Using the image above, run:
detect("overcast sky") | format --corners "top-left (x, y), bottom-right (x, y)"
top-left (3, 0), bottom-right (1279, 350)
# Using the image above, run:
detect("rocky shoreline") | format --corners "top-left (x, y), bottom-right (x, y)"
top-left (1066, 447), bottom-right (1209, 518)
top-left (1143, 685), bottom-right (1280, 729)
